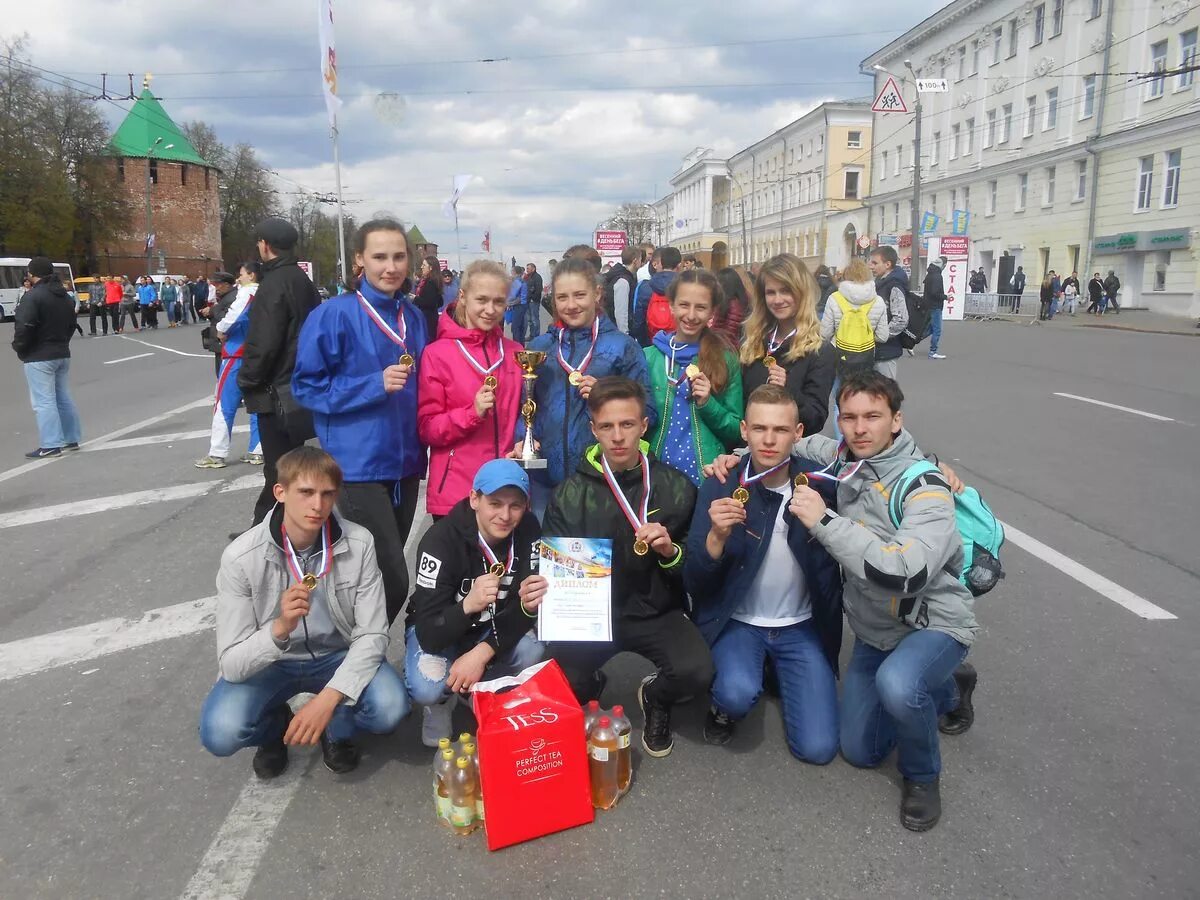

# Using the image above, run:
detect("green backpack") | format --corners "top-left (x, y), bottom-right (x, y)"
top-left (887, 460), bottom-right (1006, 597)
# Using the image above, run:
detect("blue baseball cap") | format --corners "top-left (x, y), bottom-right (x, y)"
top-left (472, 459), bottom-right (530, 498)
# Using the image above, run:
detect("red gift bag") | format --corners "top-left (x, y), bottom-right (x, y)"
top-left (471, 659), bottom-right (594, 850)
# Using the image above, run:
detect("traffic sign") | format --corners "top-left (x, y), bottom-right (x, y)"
top-left (856, 235), bottom-right (872, 250)
top-left (916, 78), bottom-right (949, 93)
top-left (871, 76), bottom-right (908, 114)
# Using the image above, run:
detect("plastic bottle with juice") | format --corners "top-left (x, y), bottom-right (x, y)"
top-left (434, 747), bottom-right (455, 826)
top-left (611, 704), bottom-right (633, 796)
top-left (583, 700), bottom-right (601, 736)
top-left (449, 756), bottom-right (479, 835)
top-left (588, 716), bottom-right (619, 810)
top-left (463, 741), bottom-right (484, 822)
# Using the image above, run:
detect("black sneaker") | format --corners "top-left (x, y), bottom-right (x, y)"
top-left (64, 442), bottom-right (80, 451)
top-left (900, 777), bottom-right (942, 832)
top-left (703, 705), bottom-right (735, 746)
top-left (252, 706), bottom-right (293, 780)
top-left (320, 733), bottom-right (361, 774)
top-left (637, 674), bottom-right (674, 758)
top-left (939, 663), bottom-right (978, 736)
top-left (24, 447), bottom-right (62, 459)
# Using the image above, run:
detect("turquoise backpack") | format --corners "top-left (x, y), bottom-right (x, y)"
top-left (887, 460), bottom-right (1005, 597)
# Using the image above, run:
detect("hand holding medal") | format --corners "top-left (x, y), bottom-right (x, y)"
top-left (600, 451), bottom-right (655, 557)
top-left (634, 522), bottom-right (674, 558)
top-left (474, 382), bottom-right (497, 418)
top-left (688, 366), bottom-right (712, 407)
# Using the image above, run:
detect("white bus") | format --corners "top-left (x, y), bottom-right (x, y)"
top-left (0, 257), bottom-right (78, 321)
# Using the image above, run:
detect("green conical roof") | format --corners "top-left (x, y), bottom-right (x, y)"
top-left (107, 89), bottom-right (210, 166)
top-left (407, 224), bottom-right (429, 245)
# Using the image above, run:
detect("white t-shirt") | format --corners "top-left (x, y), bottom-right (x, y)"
top-left (731, 484), bottom-right (811, 627)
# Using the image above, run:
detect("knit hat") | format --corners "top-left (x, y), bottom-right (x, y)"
top-left (253, 216), bottom-right (299, 251)
top-left (211, 271), bottom-right (237, 285)
top-left (28, 257), bottom-right (54, 279)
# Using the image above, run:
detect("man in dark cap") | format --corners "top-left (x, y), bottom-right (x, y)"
top-left (12, 258), bottom-right (83, 458)
top-left (238, 217), bottom-right (322, 527)
top-left (200, 271), bottom-right (237, 376)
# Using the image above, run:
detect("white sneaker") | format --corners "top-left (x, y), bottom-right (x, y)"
top-left (421, 699), bottom-right (455, 748)
top-left (905, 348), bottom-right (915, 357)
top-left (929, 353), bottom-right (947, 360)
top-left (194, 455), bottom-right (226, 469)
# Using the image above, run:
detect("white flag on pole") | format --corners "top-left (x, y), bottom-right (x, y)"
top-left (443, 174), bottom-right (474, 219)
top-left (317, 0), bottom-right (341, 127)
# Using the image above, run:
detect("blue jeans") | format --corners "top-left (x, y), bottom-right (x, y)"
top-left (24, 359), bottom-right (82, 449)
top-left (405, 626), bottom-right (545, 705)
top-left (199, 652), bottom-right (410, 754)
top-left (710, 619), bottom-right (839, 764)
top-left (928, 307), bottom-right (944, 354)
top-left (509, 304), bottom-right (527, 343)
top-left (840, 632), bottom-right (968, 783)
top-left (526, 301), bottom-right (541, 342)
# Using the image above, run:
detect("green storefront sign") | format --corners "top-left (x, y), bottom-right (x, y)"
top-left (1093, 228), bottom-right (1192, 254)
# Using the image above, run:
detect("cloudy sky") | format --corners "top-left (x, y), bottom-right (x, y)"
top-left (8, 0), bottom-right (944, 267)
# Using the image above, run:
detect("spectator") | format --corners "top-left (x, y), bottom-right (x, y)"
top-left (1012, 265), bottom-right (1026, 314)
top-left (190, 276), bottom-right (210, 324)
top-left (524, 263), bottom-right (544, 341)
top-left (631, 246), bottom-right (681, 347)
top-left (104, 275), bottom-right (123, 332)
top-left (603, 246), bottom-right (639, 334)
top-left (814, 264), bottom-right (837, 320)
top-left (1103, 270), bottom-right (1121, 314)
top-left (87, 277), bottom-right (108, 336)
top-left (413, 255), bottom-right (443, 340)
top-left (923, 256), bottom-right (948, 359)
top-left (119, 275), bottom-right (140, 332)
top-left (1087, 272), bottom-right (1105, 315)
top-left (505, 264), bottom-right (528, 342)
top-left (712, 267), bottom-right (750, 349)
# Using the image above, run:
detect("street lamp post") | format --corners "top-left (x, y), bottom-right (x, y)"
top-left (145, 137), bottom-right (174, 276)
top-left (874, 61), bottom-right (923, 287)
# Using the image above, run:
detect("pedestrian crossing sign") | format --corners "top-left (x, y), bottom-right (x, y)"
top-left (872, 76), bottom-right (908, 114)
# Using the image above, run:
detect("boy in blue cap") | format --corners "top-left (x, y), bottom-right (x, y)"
top-left (404, 459), bottom-right (549, 746)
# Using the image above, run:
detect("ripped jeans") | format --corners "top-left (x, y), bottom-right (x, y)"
top-left (404, 626), bottom-right (546, 706)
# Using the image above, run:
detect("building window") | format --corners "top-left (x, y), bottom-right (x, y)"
top-left (1025, 96), bottom-right (1037, 137)
top-left (964, 118), bottom-right (975, 155)
top-left (1075, 159), bottom-right (1088, 200)
top-left (881, 150), bottom-right (888, 178)
top-left (1136, 156), bottom-right (1154, 210)
top-left (149, 159), bottom-right (159, 185)
top-left (931, 132), bottom-right (940, 165)
top-left (1089, 0), bottom-right (1102, 19)
top-left (1081, 75), bottom-right (1097, 118)
top-left (971, 40), bottom-right (980, 75)
top-left (1033, 4), bottom-right (1045, 45)
top-left (894, 202), bottom-right (901, 231)
top-left (1009, 18), bottom-right (1020, 57)
top-left (845, 170), bottom-right (861, 200)
top-left (847, 130), bottom-right (862, 149)
top-left (1149, 41), bottom-right (1168, 98)
top-left (951, 188), bottom-right (958, 212)
top-left (1051, 0), bottom-right (1064, 36)
top-left (1180, 29), bottom-right (1197, 89)
top-left (957, 45), bottom-right (967, 80)
top-left (987, 180), bottom-right (998, 215)
top-left (1154, 252), bottom-right (1169, 291)
top-left (1044, 88), bottom-right (1059, 130)
top-left (963, 185), bottom-right (971, 214)
top-left (1162, 149), bottom-right (1181, 207)
top-left (1001, 103), bottom-right (1013, 143)
top-left (930, 192), bottom-right (938, 217)
top-left (117, 159), bottom-right (125, 182)
top-left (950, 124), bottom-right (960, 159)
top-left (894, 145), bottom-right (902, 176)
top-left (992, 27), bottom-right (1003, 64)
top-left (1016, 172), bottom-right (1029, 210)
top-left (1044, 165), bottom-right (1056, 205)
top-left (985, 109), bottom-right (997, 148)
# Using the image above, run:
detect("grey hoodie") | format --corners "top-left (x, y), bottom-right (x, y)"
top-left (795, 430), bottom-right (977, 651)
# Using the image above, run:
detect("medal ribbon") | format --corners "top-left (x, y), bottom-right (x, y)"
top-left (767, 325), bottom-right (797, 355)
top-left (556, 318), bottom-right (599, 378)
top-left (806, 443), bottom-right (865, 483)
top-left (477, 532), bottom-right (515, 574)
top-left (357, 291), bottom-right (409, 355)
top-left (664, 336), bottom-right (693, 387)
top-left (281, 520), bottom-right (332, 584)
top-left (456, 336), bottom-right (504, 379)
top-left (600, 450), bottom-right (651, 533)
top-left (739, 457), bottom-right (790, 491)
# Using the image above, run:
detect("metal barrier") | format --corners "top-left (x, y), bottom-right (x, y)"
top-left (964, 293), bottom-right (1037, 321)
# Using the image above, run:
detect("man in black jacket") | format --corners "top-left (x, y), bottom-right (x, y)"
top-left (405, 459), bottom-right (548, 746)
top-left (602, 246), bottom-right (639, 332)
top-left (12, 257), bottom-right (83, 458)
top-left (1103, 270), bottom-right (1121, 313)
top-left (524, 263), bottom-right (544, 341)
top-left (544, 376), bottom-right (710, 758)
top-left (238, 217), bottom-right (321, 525)
top-left (923, 256), bottom-right (947, 360)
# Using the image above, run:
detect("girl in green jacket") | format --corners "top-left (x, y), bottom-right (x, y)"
top-left (644, 269), bottom-right (743, 485)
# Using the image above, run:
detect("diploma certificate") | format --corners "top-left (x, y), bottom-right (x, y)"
top-left (536, 537), bottom-right (613, 643)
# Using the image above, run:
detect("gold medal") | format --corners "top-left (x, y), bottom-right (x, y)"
top-left (399, 353), bottom-right (415, 367)
top-left (633, 539), bottom-right (649, 556)
top-left (301, 573), bottom-right (318, 590)
top-left (794, 474), bottom-right (809, 488)
top-left (483, 375), bottom-right (498, 389)
top-left (488, 562), bottom-right (506, 577)
top-left (685, 364), bottom-right (701, 380)
top-left (568, 371), bottom-right (584, 387)
top-left (732, 487), bottom-right (750, 504)
top-left (763, 355), bottom-right (776, 368)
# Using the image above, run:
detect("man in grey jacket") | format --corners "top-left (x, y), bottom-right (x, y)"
top-left (199, 446), bottom-right (410, 778)
top-left (789, 371), bottom-right (977, 832)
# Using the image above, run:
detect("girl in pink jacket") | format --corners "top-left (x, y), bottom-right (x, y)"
top-left (418, 260), bottom-right (525, 517)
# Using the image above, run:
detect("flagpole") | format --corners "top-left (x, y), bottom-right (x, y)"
top-left (454, 197), bottom-right (462, 271)
top-left (331, 118), bottom-right (348, 291)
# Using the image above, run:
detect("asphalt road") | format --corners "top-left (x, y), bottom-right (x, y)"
top-left (0, 319), bottom-right (1196, 899)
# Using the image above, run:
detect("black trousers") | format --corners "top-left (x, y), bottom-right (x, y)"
top-left (119, 305), bottom-right (139, 330)
top-left (89, 305), bottom-right (109, 335)
top-left (551, 609), bottom-right (714, 707)
top-left (337, 478), bottom-right (422, 625)
top-left (251, 412), bottom-right (311, 526)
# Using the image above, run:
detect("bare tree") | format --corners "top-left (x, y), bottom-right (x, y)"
top-left (600, 202), bottom-right (656, 245)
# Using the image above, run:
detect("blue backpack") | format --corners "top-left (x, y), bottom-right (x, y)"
top-left (887, 460), bottom-right (1005, 597)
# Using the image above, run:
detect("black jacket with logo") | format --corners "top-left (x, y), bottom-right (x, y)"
top-left (12, 277), bottom-right (75, 363)
top-left (543, 444), bottom-right (697, 621)
top-left (238, 255), bottom-right (321, 414)
top-left (406, 498), bottom-right (542, 655)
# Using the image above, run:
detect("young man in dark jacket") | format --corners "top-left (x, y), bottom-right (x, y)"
top-left (602, 246), bottom-right (638, 332)
top-left (12, 258), bottom-right (82, 458)
top-left (923, 256), bottom-right (947, 359)
top-left (630, 246), bottom-right (681, 347)
top-left (1103, 270), bottom-right (1121, 313)
top-left (1087, 272), bottom-right (1105, 314)
top-left (405, 459), bottom-right (548, 746)
top-left (685, 384), bottom-right (842, 762)
top-left (544, 376), bottom-right (709, 758)
top-left (239, 217), bottom-right (322, 525)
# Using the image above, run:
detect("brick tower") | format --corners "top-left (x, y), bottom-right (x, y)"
top-left (102, 80), bottom-right (222, 278)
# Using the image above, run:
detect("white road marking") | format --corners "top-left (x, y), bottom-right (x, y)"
top-left (1002, 523), bottom-right (1177, 620)
top-left (0, 395), bottom-right (209, 486)
top-left (119, 334), bottom-right (213, 358)
top-left (0, 477), bottom-right (257, 529)
top-left (1053, 392), bottom-right (1175, 422)
top-left (104, 352), bottom-right (154, 365)
top-left (80, 425), bottom-right (248, 453)
top-left (0, 597), bottom-right (216, 681)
